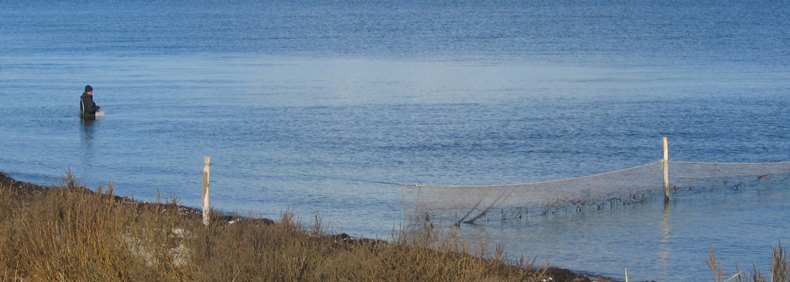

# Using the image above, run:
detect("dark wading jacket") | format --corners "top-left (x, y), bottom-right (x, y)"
top-left (80, 92), bottom-right (99, 118)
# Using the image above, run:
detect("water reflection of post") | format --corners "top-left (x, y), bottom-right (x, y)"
top-left (80, 118), bottom-right (96, 165)
top-left (658, 201), bottom-right (671, 276)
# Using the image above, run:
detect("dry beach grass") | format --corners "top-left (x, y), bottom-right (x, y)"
top-left (708, 242), bottom-right (790, 282)
top-left (0, 171), bottom-right (593, 282)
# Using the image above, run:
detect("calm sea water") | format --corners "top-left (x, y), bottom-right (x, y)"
top-left (2, 1), bottom-right (790, 281)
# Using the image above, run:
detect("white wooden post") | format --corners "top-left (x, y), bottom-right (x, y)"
top-left (202, 156), bottom-right (211, 225)
top-left (662, 137), bottom-right (669, 203)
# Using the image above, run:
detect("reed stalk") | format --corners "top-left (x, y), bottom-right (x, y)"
top-left (709, 242), bottom-right (789, 282)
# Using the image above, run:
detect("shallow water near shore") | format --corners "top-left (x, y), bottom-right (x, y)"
top-left (2, 1), bottom-right (790, 281)
top-left (463, 186), bottom-right (790, 280)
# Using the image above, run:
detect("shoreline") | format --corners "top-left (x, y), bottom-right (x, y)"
top-left (0, 171), bottom-right (615, 282)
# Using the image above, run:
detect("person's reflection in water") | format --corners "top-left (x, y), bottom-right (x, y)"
top-left (80, 118), bottom-right (96, 166)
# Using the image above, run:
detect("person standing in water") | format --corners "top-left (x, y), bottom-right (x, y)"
top-left (80, 85), bottom-right (101, 119)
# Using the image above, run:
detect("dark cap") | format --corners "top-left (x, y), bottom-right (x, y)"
top-left (85, 85), bottom-right (93, 92)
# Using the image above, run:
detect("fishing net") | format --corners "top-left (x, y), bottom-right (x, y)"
top-left (399, 161), bottom-right (790, 225)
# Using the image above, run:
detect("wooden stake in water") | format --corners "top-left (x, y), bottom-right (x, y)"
top-left (625, 268), bottom-right (629, 282)
top-left (202, 156), bottom-right (211, 226)
top-left (662, 137), bottom-right (670, 203)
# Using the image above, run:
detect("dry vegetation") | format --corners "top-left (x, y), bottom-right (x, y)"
top-left (708, 242), bottom-right (790, 282)
top-left (0, 172), bottom-right (591, 282)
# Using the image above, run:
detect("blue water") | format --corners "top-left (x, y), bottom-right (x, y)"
top-left (2, 1), bottom-right (790, 281)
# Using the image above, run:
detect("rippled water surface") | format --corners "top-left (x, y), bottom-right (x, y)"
top-left (2, 1), bottom-right (790, 281)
